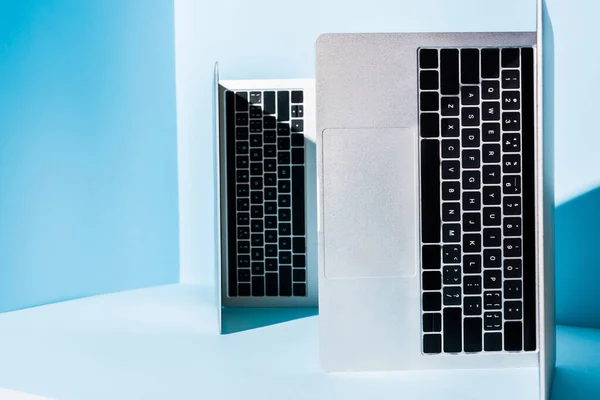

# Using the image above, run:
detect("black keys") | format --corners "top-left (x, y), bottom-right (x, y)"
top-left (441, 97), bottom-right (459, 116)
top-left (484, 249), bottom-right (502, 268)
top-left (423, 334), bottom-right (442, 354)
top-left (504, 217), bottom-right (522, 236)
top-left (503, 196), bottom-right (522, 215)
top-left (264, 116), bottom-right (276, 129)
top-left (293, 283), bottom-right (306, 296)
top-left (420, 140), bottom-right (441, 243)
top-left (463, 254), bottom-right (481, 273)
top-left (442, 140), bottom-right (460, 158)
top-left (461, 86), bottom-right (479, 105)
top-left (291, 105), bottom-right (304, 118)
top-left (504, 259), bottom-right (523, 278)
top-left (237, 227), bottom-right (250, 239)
top-left (440, 49), bottom-right (459, 95)
top-left (442, 202), bottom-right (461, 222)
top-left (420, 70), bottom-right (439, 90)
top-left (238, 269), bottom-right (251, 282)
top-left (291, 90), bottom-right (303, 103)
top-left (463, 213), bottom-right (481, 232)
top-left (235, 91), bottom-right (248, 111)
top-left (505, 301), bottom-right (523, 320)
top-left (463, 233), bottom-right (481, 253)
top-left (483, 165), bottom-right (501, 184)
top-left (462, 107), bottom-right (480, 126)
top-left (503, 175), bottom-right (521, 194)
top-left (483, 227), bottom-right (501, 247)
top-left (443, 286), bottom-right (461, 306)
top-left (422, 245), bottom-right (441, 270)
top-left (236, 113), bottom-right (248, 125)
top-left (504, 280), bottom-right (522, 299)
top-left (293, 237), bottom-right (305, 253)
top-left (442, 245), bottom-right (461, 264)
top-left (266, 273), bottom-right (278, 296)
top-left (481, 102), bottom-right (500, 121)
top-left (502, 91), bottom-right (520, 110)
top-left (461, 49), bottom-right (479, 84)
top-left (421, 113), bottom-right (440, 137)
top-left (504, 322), bottom-right (523, 351)
top-left (442, 181), bottom-right (460, 201)
top-left (293, 254), bottom-right (305, 268)
top-left (423, 292), bottom-right (441, 311)
top-left (420, 49), bottom-right (438, 69)
top-left (503, 133), bottom-right (521, 152)
top-left (291, 134), bottom-right (303, 147)
top-left (484, 270), bottom-right (502, 289)
top-left (502, 48), bottom-right (520, 68)
top-left (482, 123), bottom-right (500, 142)
top-left (423, 271), bottom-right (441, 290)
top-left (482, 80), bottom-right (500, 99)
top-left (292, 166), bottom-right (305, 235)
top-left (263, 91), bottom-right (276, 114)
top-left (277, 91), bottom-right (290, 121)
top-left (461, 129), bottom-right (480, 148)
top-left (502, 70), bottom-right (520, 89)
top-left (421, 92), bottom-right (439, 111)
top-left (462, 170), bottom-right (481, 190)
top-left (463, 276), bottom-right (482, 295)
top-left (464, 296), bottom-right (482, 316)
top-left (291, 119), bottom-right (304, 132)
top-left (420, 46), bottom-right (534, 354)
top-left (481, 48), bottom-right (500, 78)
top-left (423, 313), bottom-right (442, 332)
top-left (293, 268), bottom-right (306, 283)
top-left (441, 118), bottom-right (460, 137)
top-left (482, 144), bottom-right (501, 164)
top-left (442, 161), bottom-right (460, 180)
top-left (483, 186), bottom-right (501, 205)
top-left (249, 92), bottom-right (261, 104)
top-left (462, 150), bottom-right (480, 169)
top-left (249, 105), bottom-right (262, 118)
top-left (462, 191), bottom-right (481, 211)
top-left (443, 266), bottom-right (461, 285)
top-left (464, 317), bottom-right (483, 352)
top-left (484, 311), bottom-right (502, 330)
top-left (484, 333), bottom-right (503, 351)
top-left (484, 291), bottom-right (502, 310)
top-left (279, 265), bottom-right (292, 296)
top-left (503, 154), bottom-right (521, 173)
top-left (442, 224), bottom-right (461, 243)
top-left (443, 307), bottom-right (462, 353)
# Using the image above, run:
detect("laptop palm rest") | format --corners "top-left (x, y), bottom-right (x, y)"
top-left (322, 127), bottom-right (417, 279)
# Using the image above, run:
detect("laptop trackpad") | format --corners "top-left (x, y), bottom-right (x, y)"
top-left (322, 128), bottom-right (417, 279)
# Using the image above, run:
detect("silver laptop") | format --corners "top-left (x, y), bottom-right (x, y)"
top-left (214, 64), bottom-right (318, 333)
top-left (315, 2), bottom-right (554, 399)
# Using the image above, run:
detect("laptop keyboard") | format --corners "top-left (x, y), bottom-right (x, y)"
top-left (225, 89), bottom-right (307, 297)
top-left (418, 47), bottom-right (536, 354)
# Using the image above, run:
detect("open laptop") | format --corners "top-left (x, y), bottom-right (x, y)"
top-left (214, 63), bottom-right (318, 333)
top-left (315, 0), bottom-right (554, 398)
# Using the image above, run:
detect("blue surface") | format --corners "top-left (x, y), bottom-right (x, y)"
top-left (0, 285), bottom-right (595, 400)
top-left (0, 0), bottom-right (180, 312)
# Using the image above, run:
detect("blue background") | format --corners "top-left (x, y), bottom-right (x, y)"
top-left (0, 0), bottom-right (180, 312)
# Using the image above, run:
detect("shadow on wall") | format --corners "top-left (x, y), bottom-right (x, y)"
top-left (555, 185), bottom-right (600, 329)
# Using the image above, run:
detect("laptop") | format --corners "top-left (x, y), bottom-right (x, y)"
top-left (214, 63), bottom-right (318, 333)
top-left (315, 1), bottom-right (554, 399)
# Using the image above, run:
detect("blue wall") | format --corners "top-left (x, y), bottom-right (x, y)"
top-left (0, 0), bottom-right (179, 312)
